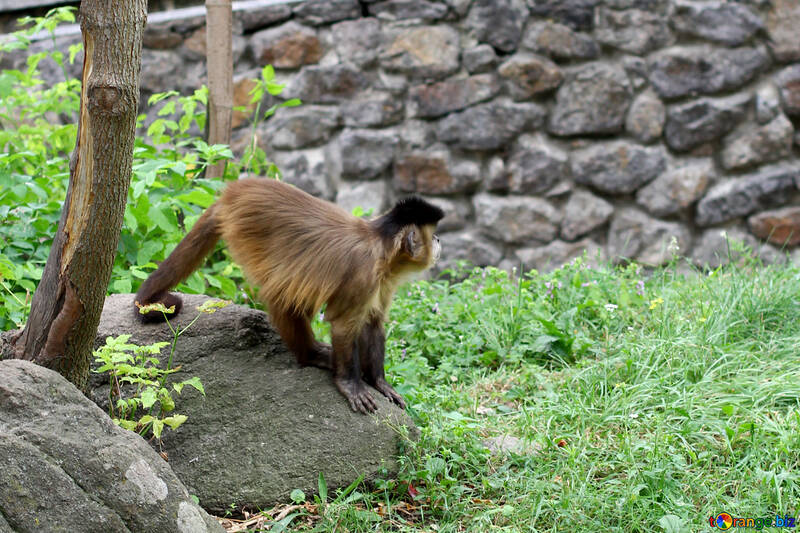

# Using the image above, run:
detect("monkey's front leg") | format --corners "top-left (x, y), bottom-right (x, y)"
top-left (331, 324), bottom-right (377, 414)
top-left (358, 319), bottom-right (406, 409)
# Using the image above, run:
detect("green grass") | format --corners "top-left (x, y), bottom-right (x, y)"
top-left (279, 256), bottom-right (800, 532)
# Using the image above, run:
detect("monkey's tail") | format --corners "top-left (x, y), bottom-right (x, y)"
top-left (134, 203), bottom-right (221, 322)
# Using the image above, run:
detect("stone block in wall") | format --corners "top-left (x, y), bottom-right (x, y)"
top-left (293, 0), bottom-right (361, 26)
top-left (270, 148), bottom-right (336, 200)
top-left (287, 64), bottom-right (368, 104)
top-left (335, 180), bottom-right (387, 214)
top-left (380, 25), bottom-right (460, 81)
top-left (465, 0), bottom-right (528, 53)
top-left (720, 114), bottom-right (794, 172)
top-left (560, 189), bottom-right (614, 241)
top-left (691, 227), bottom-right (784, 268)
top-left (231, 75), bottom-right (259, 130)
top-left (437, 231), bottom-right (504, 271)
top-left (419, 197), bottom-right (471, 233)
top-left (636, 160), bottom-right (713, 218)
top-left (249, 21), bottom-right (323, 69)
top-left (625, 90), bottom-right (665, 144)
top-left (520, 21), bottom-right (599, 62)
top-left (695, 165), bottom-right (799, 226)
top-left (140, 49), bottom-right (189, 96)
top-left (755, 83), bottom-right (781, 124)
top-left (182, 26), bottom-right (246, 63)
top-left (594, 7), bottom-right (673, 55)
top-left (498, 54), bottom-right (563, 100)
top-left (548, 62), bottom-right (632, 136)
top-left (622, 56), bottom-right (649, 91)
top-left (766, 0), bottom-right (800, 63)
top-left (571, 141), bottom-right (666, 195)
top-left (672, 1), bottom-right (763, 47)
top-left (776, 65), bottom-right (800, 117)
top-left (648, 45), bottom-right (770, 99)
top-left (608, 208), bottom-right (692, 265)
top-left (474, 194), bottom-right (561, 244)
top-left (748, 207), bottom-right (800, 246)
top-left (437, 100), bottom-right (546, 151)
top-left (338, 129), bottom-right (398, 180)
top-left (515, 238), bottom-right (605, 273)
top-left (368, 0), bottom-right (450, 22)
top-left (663, 94), bottom-right (750, 152)
top-left (463, 45), bottom-right (498, 74)
top-left (236, 2), bottom-right (292, 33)
top-left (341, 91), bottom-right (405, 128)
top-left (330, 18), bottom-right (382, 69)
top-left (409, 74), bottom-right (500, 118)
top-left (260, 105), bottom-right (341, 150)
top-left (507, 134), bottom-right (569, 195)
top-left (394, 149), bottom-right (481, 195)
top-left (528, 0), bottom-right (597, 32)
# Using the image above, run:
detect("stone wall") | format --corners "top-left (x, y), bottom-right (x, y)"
top-left (7, 0), bottom-right (800, 271)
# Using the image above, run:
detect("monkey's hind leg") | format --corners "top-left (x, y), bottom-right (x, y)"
top-left (331, 323), bottom-right (377, 414)
top-left (270, 308), bottom-right (332, 370)
top-left (358, 320), bottom-right (405, 409)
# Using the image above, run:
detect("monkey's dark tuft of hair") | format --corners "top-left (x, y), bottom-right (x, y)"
top-left (376, 196), bottom-right (445, 237)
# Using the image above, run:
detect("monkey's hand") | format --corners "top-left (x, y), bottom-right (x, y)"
top-left (373, 378), bottom-right (406, 409)
top-left (335, 376), bottom-right (377, 414)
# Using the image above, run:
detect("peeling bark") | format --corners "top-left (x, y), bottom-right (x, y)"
top-left (205, 0), bottom-right (233, 179)
top-left (10, 1), bottom-right (147, 391)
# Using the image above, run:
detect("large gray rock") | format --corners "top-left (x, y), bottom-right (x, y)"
top-left (664, 94), bottom-right (750, 152)
top-left (594, 7), bottom-right (673, 55)
top-left (249, 21), bottom-right (323, 69)
top-left (498, 54), bottom-right (564, 100)
top-left (293, 0), bottom-right (361, 25)
top-left (262, 105), bottom-right (341, 150)
top-left (719, 114), bottom-right (794, 172)
top-left (338, 129), bottom-right (398, 180)
top-left (270, 148), bottom-right (336, 200)
top-left (766, 0), bottom-right (800, 63)
top-left (90, 294), bottom-right (417, 513)
top-left (287, 65), bottom-right (369, 104)
top-left (625, 90), bottom-right (665, 144)
top-left (560, 189), bottom-right (614, 241)
top-left (437, 230), bottom-right (504, 271)
top-left (394, 149), bottom-right (481, 195)
top-left (507, 134), bottom-right (569, 195)
top-left (636, 160), bottom-right (713, 217)
top-left (608, 208), bottom-right (692, 265)
top-left (521, 21), bottom-right (599, 61)
top-left (341, 91), bottom-right (405, 128)
top-left (571, 141), bottom-right (666, 194)
top-left (776, 65), bottom-right (800, 117)
top-left (409, 74), bottom-right (500, 118)
top-left (672, 1), bottom-right (763, 47)
top-left (648, 46), bottom-right (770, 99)
top-left (691, 227), bottom-right (784, 268)
top-left (695, 165), bottom-right (799, 226)
top-left (463, 44), bottom-right (499, 74)
top-left (474, 193), bottom-right (561, 244)
top-left (465, 0), bottom-right (529, 53)
top-left (548, 62), bottom-right (632, 136)
top-left (0, 359), bottom-right (223, 533)
top-left (336, 180), bottom-right (387, 214)
top-left (368, 0), bottom-right (450, 22)
top-left (437, 100), bottom-right (546, 151)
top-left (331, 18), bottom-right (382, 68)
top-left (380, 25), bottom-right (460, 80)
top-left (527, 0), bottom-right (598, 31)
top-left (515, 238), bottom-right (605, 273)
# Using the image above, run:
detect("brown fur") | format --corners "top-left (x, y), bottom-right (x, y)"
top-left (134, 177), bottom-right (443, 413)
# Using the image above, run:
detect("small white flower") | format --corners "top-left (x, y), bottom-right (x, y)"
top-left (604, 303), bottom-right (618, 312)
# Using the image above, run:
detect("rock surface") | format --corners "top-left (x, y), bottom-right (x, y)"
top-left (636, 160), bottom-right (712, 217)
top-left (608, 208), bottom-right (692, 265)
top-left (89, 294), bottom-right (418, 513)
top-left (571, 141), bottom-right (666, 195)
top-left (0, 359), bottom-right (223, 533)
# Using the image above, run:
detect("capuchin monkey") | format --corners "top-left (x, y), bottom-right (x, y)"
top-left (134, 177), bottom-right (444, 414)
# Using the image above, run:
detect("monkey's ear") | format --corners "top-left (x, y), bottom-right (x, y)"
top-left (403, 229), bottom-right (420, 256)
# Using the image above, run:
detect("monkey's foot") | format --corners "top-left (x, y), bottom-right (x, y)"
top-left (335, 377), bottom-right (377, 414)
top-left (373, 378), bottom-right (406, 409)
top-left (307, 342), bottom-right (332, 370)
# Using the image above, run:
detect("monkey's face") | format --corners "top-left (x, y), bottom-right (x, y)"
top-left (400, 225), bottom-right (440, 270)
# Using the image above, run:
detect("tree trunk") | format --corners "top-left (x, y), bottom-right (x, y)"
top-left (205, 0), bottom-right (233, 179)
top-left (9, 0), bottom-right (147, 391)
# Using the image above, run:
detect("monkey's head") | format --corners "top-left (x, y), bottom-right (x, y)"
top-left (375, 196), bottom-right (445, 271)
